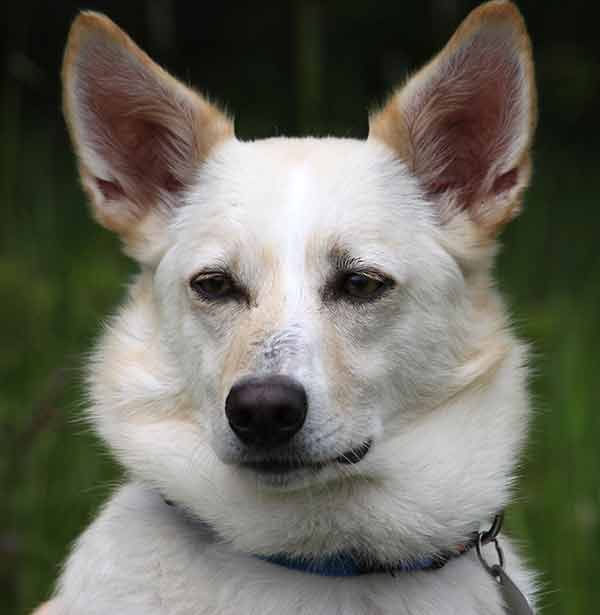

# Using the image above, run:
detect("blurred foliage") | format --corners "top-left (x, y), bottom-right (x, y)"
top-left (1, 1), bottom-right (599, 614)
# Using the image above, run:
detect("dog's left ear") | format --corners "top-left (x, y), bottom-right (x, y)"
top-left (369, 0), bottom-right (536, 235)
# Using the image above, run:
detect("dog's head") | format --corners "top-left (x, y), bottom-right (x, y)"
top-left (63, 1), bottom-right (535, 562)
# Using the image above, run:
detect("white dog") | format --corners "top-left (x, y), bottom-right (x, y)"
top-left (37, 1), bottom-right (538, 613)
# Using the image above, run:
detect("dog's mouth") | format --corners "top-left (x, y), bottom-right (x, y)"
top-left (241, 439), bottom-right (372, 476)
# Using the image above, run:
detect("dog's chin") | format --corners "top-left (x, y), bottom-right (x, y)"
top-left (237, 439), bottom-right (373, 490)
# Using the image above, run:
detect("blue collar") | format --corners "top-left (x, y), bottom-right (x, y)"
top-left (257, 545), bottom-right (472, 577)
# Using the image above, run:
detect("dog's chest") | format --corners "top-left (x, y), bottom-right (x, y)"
top-left (60, 485), bottom-right (517, 615)
top-left (170, 554), bottom-right (509, 615)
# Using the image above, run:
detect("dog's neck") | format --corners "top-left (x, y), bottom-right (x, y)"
top-left (260, 514), bottom-right (505, 578)
top-left (164, 496), bottom-right (500, 579)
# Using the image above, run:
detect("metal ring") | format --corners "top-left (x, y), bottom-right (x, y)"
top-left (476, 534), bottom-right (505, 577)
top-left (479, 513), bottom-right (504, 546)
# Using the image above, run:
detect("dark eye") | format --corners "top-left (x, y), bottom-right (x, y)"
top-left (340, 272), bottom-right (387, 300)
top-left (190, 272), bottom-right (235, 300)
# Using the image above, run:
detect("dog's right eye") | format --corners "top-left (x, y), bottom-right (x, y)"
top-left (342, 273), bottom-right (386, 299)
top-left (190, 272), bottom-right (237, 301)
top-left (333, 271), bottom-right (393, 303)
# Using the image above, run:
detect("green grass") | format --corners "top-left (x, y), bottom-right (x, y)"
top-left (498, 150), bottom-right (600, 613)
top-left (1, 113), bottom-right (599, 613)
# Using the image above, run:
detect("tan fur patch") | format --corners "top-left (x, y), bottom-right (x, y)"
top-left (31, 603), bottom-right (55, 615)
top-left (219, 261), bottom-right (288, 397)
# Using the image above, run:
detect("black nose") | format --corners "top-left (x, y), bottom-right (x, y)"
top-left (225, 375), bottom-right (308, 449)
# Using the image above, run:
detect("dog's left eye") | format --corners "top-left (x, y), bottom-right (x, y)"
top-left (190, 272), bottom-right (236, 300)
top-left (340, 272), bottom-right (387, 300)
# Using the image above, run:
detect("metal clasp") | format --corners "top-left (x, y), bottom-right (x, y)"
top-left (475, 513), bottom-right (536, 613)
top-left (476, 513), bottom-right (505, 580)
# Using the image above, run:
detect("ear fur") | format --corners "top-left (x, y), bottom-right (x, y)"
top-left (62, 12), bottom-right (234, 262)
top-left (369, 1), bottom-right (536, 235)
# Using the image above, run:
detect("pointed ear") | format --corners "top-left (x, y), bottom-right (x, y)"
top-left (369, 1), bottom-right (536, 235)
top-left (62, 12), bottom-right (234, 262)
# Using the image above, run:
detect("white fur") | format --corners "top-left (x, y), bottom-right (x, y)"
top-left (43, 3), bottom-right (539, 613)
top-left (51, 483), bottom-right (536, 615)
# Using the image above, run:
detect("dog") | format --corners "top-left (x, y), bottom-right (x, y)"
top-left (35, 1), bottom-right (538, 613)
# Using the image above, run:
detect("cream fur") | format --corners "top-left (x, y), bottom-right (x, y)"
top-left (39, 2), bottom-right (539, 614)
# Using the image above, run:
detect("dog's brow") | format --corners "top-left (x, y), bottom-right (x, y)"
top-left (328, 244), bottom-right (388, 274)
top-left (328, 245), bottom-right (363, 271)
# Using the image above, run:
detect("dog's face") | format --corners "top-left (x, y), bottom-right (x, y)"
top-left (157, 137), bottom-right (468, 482)
top-left (63, 2), bottom-right (535, 560)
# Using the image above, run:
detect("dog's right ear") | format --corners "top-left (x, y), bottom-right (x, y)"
top-left (62, 12), bottom-right (234, 263)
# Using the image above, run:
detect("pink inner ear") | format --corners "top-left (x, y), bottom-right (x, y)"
top-left (492, 168), bottom-right (518, 195)
top-left (96, 177), bottom-right (125, 201)
top-left (410, 31), bottom-right (524, 210)
top-left (75, 35), bottom-right (192, 210)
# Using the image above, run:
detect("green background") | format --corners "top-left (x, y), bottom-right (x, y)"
top-left (1, 1), bottom-right (598, 613)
